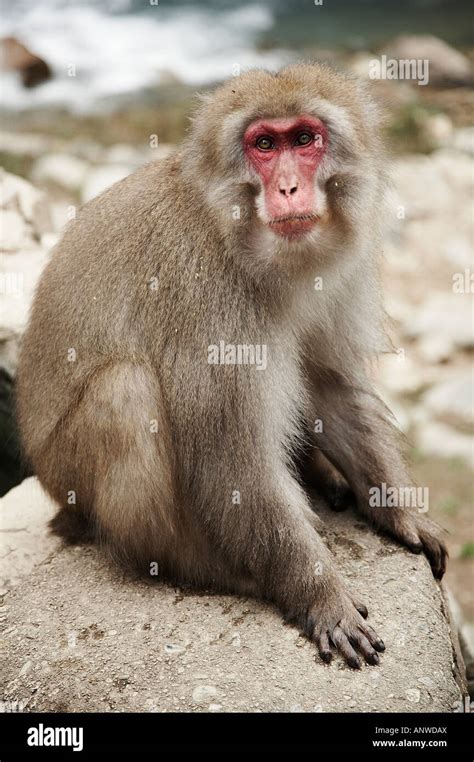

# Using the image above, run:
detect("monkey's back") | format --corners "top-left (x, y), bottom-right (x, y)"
top-left (16, 154), bottom-right (235, 468)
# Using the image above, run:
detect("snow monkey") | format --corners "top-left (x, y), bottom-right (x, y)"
top-left (17, 64), bottom-right (447, 669)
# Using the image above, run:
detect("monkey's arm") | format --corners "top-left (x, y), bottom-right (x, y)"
top-left (305, 366), bottom-right (447, 579)
top-left (194, 464), bottom-right (384, 668)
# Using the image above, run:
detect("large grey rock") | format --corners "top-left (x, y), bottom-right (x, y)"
top-left (382, 35), bottom-right (471, 86)
top-left (1, 478), bottom-right (465, 713)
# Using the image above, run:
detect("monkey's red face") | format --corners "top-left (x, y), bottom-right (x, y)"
top-left (243, 116), bottom-right (328, 239)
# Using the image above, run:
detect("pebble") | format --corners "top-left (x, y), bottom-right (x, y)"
top-left (192, 685), bottom-right (218, 704)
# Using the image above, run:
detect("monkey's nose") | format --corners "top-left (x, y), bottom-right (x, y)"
top-left (279, 179), bottom-right (298, 196)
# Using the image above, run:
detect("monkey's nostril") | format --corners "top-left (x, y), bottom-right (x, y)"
top-left (279, 185), bottom-right (298, 196)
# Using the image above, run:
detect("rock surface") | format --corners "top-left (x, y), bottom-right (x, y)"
top-left (1, 478), bottom-right (466, 713)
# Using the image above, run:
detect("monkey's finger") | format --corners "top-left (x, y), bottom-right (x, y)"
top-left (317, 630), bottom-right (333, 664)
top-left (388, 522), bottom-right (423, 554)
top-left (360, 623), bottom-right (385, 652)
top-left (418, 531), bottom-right (448, 580)
top-left (349, 630), bottom-right (380, 665)
top-left (353, 601), bottom-right (368, 619)
top-left (331, 625), bottom-right (362, 669)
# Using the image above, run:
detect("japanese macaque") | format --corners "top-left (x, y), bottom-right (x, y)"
top-left (17, 64), bottom-right (447, 669)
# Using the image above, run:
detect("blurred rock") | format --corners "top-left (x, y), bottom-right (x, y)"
top-left (103, 144), bottom-right (145, 167)
top-left (415, 421), bottom-right (474, 468)
top-left (40, 232), bottom-right (59, 250)
top-left (391, 155), bottom-right (453, 219)
top-left (417, 335), bottom-right (453, 365)
top-left (420, 113), bottom-right (453, 150)
top-left (103, 143), bottom-right (173, 167)
top-left (453, 127), bottom-right (474, 155)
top-left (391, 149), bottom-right (473, 222)
top-left (442, 236), bottom-right (473, 268)
top-left (0, 247), bottom-right (50, 341)
top-left (50, 202), bottom-right (73, 233)
top-left (384, 295), bottom-right (414, 326)
top-left (32, 153), bottom-right (90, 193)
top-left (0, 173), bottom-right (52, 375)
top-left (382, 35), bottom-right (471, 87)
top-left (66, 139), bottom-right (105, 164)
top-left (375, 388), bottom-right (411, 432)
top-left (348, 52), bottom-right (375, 80)
top-left (0, 209), bottom-right (26, 251)
top-left (433, 149), bottom-right (474, 194)
top-left (423, 371), bottom-right (474, 429)
top-left (0, 37), bottom-right (51, 88)
top-left (81, 165), bottom-right (133, 203)
top-left (1, 169), bottom-right (53, 236)
top-left (0, 131), bottom-right (53, 157)
top-left (405, 293), bottom-right (474, 350)
top-left (377, 352), bottom-right (427, 396)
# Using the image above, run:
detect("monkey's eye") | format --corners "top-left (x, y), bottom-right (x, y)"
top-left (256, 136), bottom-right (274, 151)
top-left (294, 132), bottom-right (313, 146)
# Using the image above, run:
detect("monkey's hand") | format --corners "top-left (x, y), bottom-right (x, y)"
top-left (372, 510), bottom-right (448, 580)
top-left (302, 586), bottom-right (385, 669)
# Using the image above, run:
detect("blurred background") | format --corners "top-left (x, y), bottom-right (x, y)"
top-left (0, 0), bottom-right (472, 651)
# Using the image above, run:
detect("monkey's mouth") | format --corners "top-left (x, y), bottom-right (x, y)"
top-left (268, 214), bottom-right (319, 238)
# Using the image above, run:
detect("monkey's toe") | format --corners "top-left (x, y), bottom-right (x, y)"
top-left (310, 598), bottom-right (384, 669)
top-left (377, 512), bottom-right (448, 581)
top-left (417, 524), bottom-right (448, 580)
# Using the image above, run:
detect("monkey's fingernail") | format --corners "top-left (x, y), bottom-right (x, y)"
top-left (348, 656), bottom-right (362, 669)
top-left (410, 542), bottom-right (423, 554)
top-left (374, 639), bottom-right (385, 652)
top-left (357, 604), bottom-right (368, 618)
top-left (320, 651), bottom-right (332, 664)
top-left (367, 652), bottom-right (379, 665)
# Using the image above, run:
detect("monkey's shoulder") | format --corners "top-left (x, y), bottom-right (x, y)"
top-left (56, 152), bottom-right (214, 267)
top-left (78, 153), bottom-right (182, 226)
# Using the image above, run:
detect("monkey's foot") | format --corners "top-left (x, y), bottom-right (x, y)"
top-left (373, 510), bottom-right (448, 580)
top-left (302, 590), bottom-right (385, 669)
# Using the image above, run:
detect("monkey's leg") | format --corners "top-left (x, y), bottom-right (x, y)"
top-left (41, 361), bottom-right (258, 594)
top-left (307, 371), bottom-right (447, 579)
top-left (41, 362), bottom-right (175, 565)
